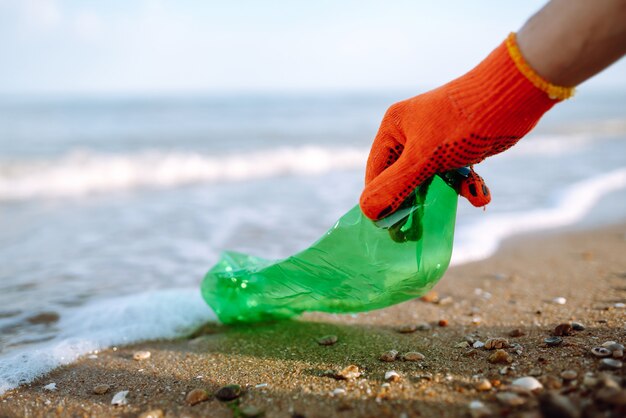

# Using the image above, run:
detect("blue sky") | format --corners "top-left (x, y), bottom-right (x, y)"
top-left (1, 0), bottom-right (624, 95)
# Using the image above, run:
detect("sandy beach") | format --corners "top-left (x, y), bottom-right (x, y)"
top-left (1, 222), bottom-right (625, 418)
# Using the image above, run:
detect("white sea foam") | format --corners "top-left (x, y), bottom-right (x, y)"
top-left (0, 146), bottom-right (368, 200)
top-left (451, 167), bottom-right (626, 265)
top-left (0, 288), bottom-right (215, 395)
top-left (0, 135), bottom-right (590, 201)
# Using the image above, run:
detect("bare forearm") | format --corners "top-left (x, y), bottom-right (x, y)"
top-left (517, 0), bottom-right (626, 87)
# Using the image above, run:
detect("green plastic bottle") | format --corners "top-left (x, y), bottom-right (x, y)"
top-left (201, 175), bottom-right (458, 324)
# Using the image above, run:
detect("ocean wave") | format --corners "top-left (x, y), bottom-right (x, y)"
top-left (0, 288), bottom-right (214, 395)
top-left (0, 146), bottom-right (369, 200)
top-left (451, 167), bottom-right (626, 265)
top-left (0, 133), bottom-right (607, 201)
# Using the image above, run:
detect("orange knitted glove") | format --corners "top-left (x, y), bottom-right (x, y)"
top-left (360, 33), bottom-right (573, 221)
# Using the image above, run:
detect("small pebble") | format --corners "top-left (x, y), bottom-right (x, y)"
top-left (379, 350), bottom-right (399, 362)
top-left (416, 322), bottom-right (432, 331)
top-left (511, 376), bottom-right (543, 392)
top-left (420, 291), bottom-right (439, 303)
top-left (336, 365), bottom-right (361, 380)
top-left (43, 383), bottom-right (57, 391)
top-left (560, 370), bottom-right (577, 381)
top-left (538, 392), bottom-right (579, 418)
top-left (552, 297), bottom-right (567, 305)
top-left (583, 373), bottom-right (598, 387)
top-left (402, 351), bottom-right (425, 362)
top-left (111, 390), bottom-right (129, 406)
top-left (316, 335), bottom-right (338, 346)
top-left (600, 358), bottom-right (623, 370)
top-left (591, 346), bottom-right (612, 358)
top-left (614, 302), bottom-right (626, 308)
top-left (613, 349), bottom-right (624, 358)
top-left (484, 338), bottom-right (509, 350)
top-left (133, 351), bottom-right (151, 361)
top-left (468, 400), bottom-right (491, 418)
top-left (438, 296), bottom-right (453, 305)
top-left (396, 325), bottom-right (417, 334)
top-left (553, 323), bottom-right (573, 336)
top-left (472, 341), bottom-right (485, 349)
top-left (93, 384), bottom-right (110, 395)
top-left (384, 371), bottom-right (401, 382)
top-left (215, 384), bottom-right (242, 401)
top-left (474, 379), bottom-right (492, 391)
top-left (185, 388), bottom-right (209, 405)
top-left (488, 349), bottom-right (512, 364)
top-left (240, 405), bottom-right (264, 418)
top-left (138, 410), bottom-right (164, 418)
top-left (455, 341), bottom-right (470, 348)
top-left (508, 328), bottom-right (525, 338)
top-left (571, 322), bottom-right (585, 331)
top-left (602, 341), bottom-right (624, 352)
top-left (544, 336), bottom-right (563, 346)
top-left (330, 388), bottom-right (346, 396)
top-left (438, 319), bottom-right (448, 327)
top-left (496, 392), bottom-right (526, 406)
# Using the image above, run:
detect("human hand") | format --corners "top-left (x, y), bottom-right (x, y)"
top-left (360, 35), bottom-right (565, 221)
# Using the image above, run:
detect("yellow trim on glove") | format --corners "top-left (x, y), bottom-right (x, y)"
top-left (506, 32), bottom-right (575, 100)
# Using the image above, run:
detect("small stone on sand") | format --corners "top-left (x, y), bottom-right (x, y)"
top-left (591, 347), bottom-right (612, 358)
top-left (215, 384), bottom-right (242, 401)
top-left (133, 351), bottom-right (151, 361)
top-left (384, 371), bottom-right (401, 382)
top-left (553, 323), bottom-right (573, 336)
top-left (484, 338), bottom-right (509, 350)
top-left (560, 370), bottom-right (577, 381)
top-left (496, 392), bottom-right (526, 406)
top-left (416, 322), bottom-right (432, 331)
top-left (508, 328), bottom-right (525, 337)
top-left (316, 335), bottom-right (338, 346)
top-left (402, 351), bottom-right (425, 362)
top-left (488, 349), bottom-right (512, 364)
top-left (93, 384), bottom-right (110, 395)
top-left (438, 319), bottom-right (449, 327)
top-left (552, 297), bottom-right (567, 305)
top-left (511, 376), bottom-right (543, 392)
top-left (472, 341), bottom-right (485, 349)
top-left (331, 388), bottom-right (346, 396)
top-left (600, 358), bottom-right (623, 370)
top-left (111, 390), bottom-right (129, 406)
top-left (420, 291), bottom-right (439, 303)
top-left (468, 400), bottom-right (491, 418)
top-left (336, 365), bottom-right (361, 380)
top-left (138, 410), bottom-right (164, 418)
top-left (43, 383), bottom-right (56, 391)
top-left (396, 324), bottom-right (417, 334)
top-left (185, 388), bottom-right (209, 405)
top-left (379, 350), bottom-right (399, 362)
top-left (544, 336), bottom-right (563, 346)
top-left (474, 379), bottom-right (492, 391)
top-left (571, 322), bottom-right (585, 331)
top-left (240, 405), bottom-right (264, 417)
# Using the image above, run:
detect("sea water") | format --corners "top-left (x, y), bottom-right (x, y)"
top-left (1, 90), bottom-right (625, 393)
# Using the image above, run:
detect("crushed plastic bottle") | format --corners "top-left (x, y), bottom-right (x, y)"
top-left (201, 175), bottom-right (458, 324)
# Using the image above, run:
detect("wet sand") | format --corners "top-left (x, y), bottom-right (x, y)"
top-left (1, 223), bottom-right (625, 418)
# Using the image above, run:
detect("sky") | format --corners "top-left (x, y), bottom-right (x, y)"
top-left (1, 0), bottom-right (625, 96)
